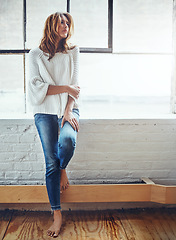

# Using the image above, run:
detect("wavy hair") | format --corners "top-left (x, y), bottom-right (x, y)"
top-left (39, 12), bottom-right (74, 60)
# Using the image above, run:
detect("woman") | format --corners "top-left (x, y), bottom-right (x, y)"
top-left (28, 12), bottom-right (80, 237)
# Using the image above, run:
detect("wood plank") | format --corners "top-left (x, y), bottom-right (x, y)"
top-left (2, 208), bottom-right (176, 240)
top-left (151, 185), bottom-right (176, 204)
top-left (147, 208), bottom-right (175, 239)
top-left (0, 185), bottom-right (49, 204)
top-left (60, 210), bottom-right (128, 240)
top-left (3, 211), bottom-right (53, 240)
top-left (113, 210), bottom-right (136, 240)
top-left (166, 208), bottom-right (176, 236)
top-left (61, 211), bottom-right (107, 239)
top-left (151, 185), bottom-right (166, 204)
top-left (159, 208), bottom-right (176, 238)
top-left (134, 209), bottom-right (168, 240)
top-left (61, 184), bottom-right (151, 203)
top-left (0, 210), bottom-right (13, 240)
top-left (3, 210), bottom-right (128, 240)
top-left (103, 211), bottom-right (128, 240)
top-left (165, 187), bottom-right (176, 204)
top-left (141, 177), bottom-right (155, 185)
top-left (122, 209), bottom-right (156, 240)
top-left (0, 184), bottom-right (151, 204)
top-left (1, 184), bottom-right (176, 204)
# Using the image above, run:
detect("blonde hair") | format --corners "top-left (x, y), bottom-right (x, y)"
top-left (39, 12), bottom-right (74, 60)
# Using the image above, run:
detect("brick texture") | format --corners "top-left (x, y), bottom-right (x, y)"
top-left (0, 118), bottom-right (176, 185)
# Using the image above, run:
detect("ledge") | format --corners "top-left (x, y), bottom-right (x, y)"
top-left (0, 113), bottom-right (176, 121)
top-left (0, 179), bottom-right (176, 204)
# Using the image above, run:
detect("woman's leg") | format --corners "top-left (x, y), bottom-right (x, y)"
top-left (35, 114), bottom-right (62, 237)
top-left (35, 113), bottom-right (61, 210)
top-left (58, 109), bottom-right (79, 191)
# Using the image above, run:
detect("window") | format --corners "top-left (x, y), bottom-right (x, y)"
top-left (26, 0), bottom-right (66, 49)
top-left (79, 0), bottom-right (173, 117)
top-left (113, 0), bottom-right (172, 53)
top-left (0, 0), bottom-right (174, 117)
top-left (71, 0), bottom-right (109, 49)
top-left (0, 0), bottom-right (23, 50)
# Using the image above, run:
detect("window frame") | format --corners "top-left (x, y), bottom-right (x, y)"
top-left (0, 0), bottom-right (175, 115)
top-left (0, 0), bottom-right (113, 114)
top-left (0, 0), bottom-right (113, 55)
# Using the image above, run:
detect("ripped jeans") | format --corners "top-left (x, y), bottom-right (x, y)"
top-left (34, 109), bottom-right (79, 210)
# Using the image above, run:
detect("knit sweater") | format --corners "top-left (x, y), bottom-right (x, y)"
top-left (28, 46), bottom-right (79, 117)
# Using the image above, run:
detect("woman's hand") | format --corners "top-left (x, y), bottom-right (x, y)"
top-left (67, 85), bottom-right (80, 99)
top-left (61, 110), bottom-right (79, 132)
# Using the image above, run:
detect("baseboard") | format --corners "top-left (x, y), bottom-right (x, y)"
top-left (0, 179), bottom-right (176, 204)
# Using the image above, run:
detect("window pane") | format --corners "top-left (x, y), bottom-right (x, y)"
top-left (71, 0), bottom-right (108, 48)
top-left (26, 0), bottom-right (66, 49)
top-left (113, 0), bottom-right (173, 53)
top-left (0, 55), bottom-right (25, 114)
top-left (0, 0), bottom-right (23, 49)
top-left (79, 54), bottom-right (172, 118)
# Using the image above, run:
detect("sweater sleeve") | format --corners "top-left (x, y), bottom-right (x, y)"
top-left (28, 50), bottom-right (49, 106)
top-left (71, 46), bottom-right (79, 85)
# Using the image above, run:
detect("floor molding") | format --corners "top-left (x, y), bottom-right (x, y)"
top-left (0, 179), bottom-right (176, 204)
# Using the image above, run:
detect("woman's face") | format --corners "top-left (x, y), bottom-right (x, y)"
top-left (57, 15), bottom-right (69, 39)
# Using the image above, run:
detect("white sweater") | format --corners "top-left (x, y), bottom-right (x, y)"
top-left (28, 46), bottom-right (79, 117)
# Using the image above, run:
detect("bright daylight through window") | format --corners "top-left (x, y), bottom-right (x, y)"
top-left (0, 0), bottom-right (173, 118)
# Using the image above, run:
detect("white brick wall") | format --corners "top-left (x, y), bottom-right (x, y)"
top-left (0, 118), bottom-right (176, 185)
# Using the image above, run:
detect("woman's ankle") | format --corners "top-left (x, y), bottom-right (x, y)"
top-left (53, 209), bottom-right (61, 215)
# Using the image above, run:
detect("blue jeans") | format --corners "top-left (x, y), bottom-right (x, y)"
top-left (34, 109), bottom-right (79, 210)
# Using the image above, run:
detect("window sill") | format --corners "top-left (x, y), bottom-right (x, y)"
top-left (0, 113), bottom-right (175, 121)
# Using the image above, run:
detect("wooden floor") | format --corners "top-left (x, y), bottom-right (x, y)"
top-left (1, 208), bottom-right (176, 240)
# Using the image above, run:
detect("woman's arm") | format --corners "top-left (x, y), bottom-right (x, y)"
top-left (61, 95), bottom-right (79, 132)
top-left (47, 85), bottom-right (80, 99)
top-left (60, 47), bottom-right (80, 131)
top-left (47, 85), bottom-right (67, 95)
top-left (28, 50), bottom-right (49, 106)
top-left (48, 84), bottom-right (80, 131)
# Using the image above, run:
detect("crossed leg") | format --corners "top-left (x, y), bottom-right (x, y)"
top-left (60, 169), bottom-right (69, 193)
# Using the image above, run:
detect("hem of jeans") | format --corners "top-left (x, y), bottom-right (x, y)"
top-left (51, 205), bottom-right (61, 211)
top-left (60, 167), bottom-right (66, 170)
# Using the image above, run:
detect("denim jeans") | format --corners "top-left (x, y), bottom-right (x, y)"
top-left (34, 109), bottom-right (79, 210)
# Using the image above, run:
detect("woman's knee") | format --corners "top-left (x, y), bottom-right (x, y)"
top-left (59, 135), bottom-right (76, 153)
top-left (46, 161), bottom-right (59, 177)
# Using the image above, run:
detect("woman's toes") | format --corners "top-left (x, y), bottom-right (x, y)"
top-left (47, 230), bottom-right (51, 235)
top-left (66, 182), bottom-right (69, 189)
top-left (53, 232), bottom-right (59, 237)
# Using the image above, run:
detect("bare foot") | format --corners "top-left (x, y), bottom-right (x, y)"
top-left (47, 210), bottom-right (62, 238)
top-left (60, 169), bottom-right (69, 193)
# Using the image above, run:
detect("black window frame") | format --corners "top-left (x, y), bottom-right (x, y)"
top-left (0, 0), bottom-right (112, 113)
top-left (0, 0), bottom-right (113, 54)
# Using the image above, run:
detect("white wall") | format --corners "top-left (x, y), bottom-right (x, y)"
top-left (0, 118), bottom-right (176, 186)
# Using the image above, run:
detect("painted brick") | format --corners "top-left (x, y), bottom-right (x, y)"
top-left (1, 163), bottom-right (14, 171)
top-left (19, 133), bottom-right (36, 143)
top-left (17, 124), bottom-right (36, 134)
top-left (127, 161), bottom-right (152, 170)
top-left (0, 152), bottom-right (16, 161)
top-left (0, 144), bottom-right (14, 152)
top-left (152, 161), bottom-right (176, 170)
top-left (12, 143), bottom-right (31, 152)
top-left (1, 125), bottom-right (18, 134)
top-left (0, 171), bottom-right (5, 179)
top-left (28, 172), bottom-right (45, 180)
top-left (30, 162), bottom-right (45, 171)
top-left (148, 170), bottom-right (170, 179)
top-left (0, 119), bottom-right (176, 185)
top-left (14, 162), bottom-right (32, 171)
top-left (5, 171), bottom-right (23, 180)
